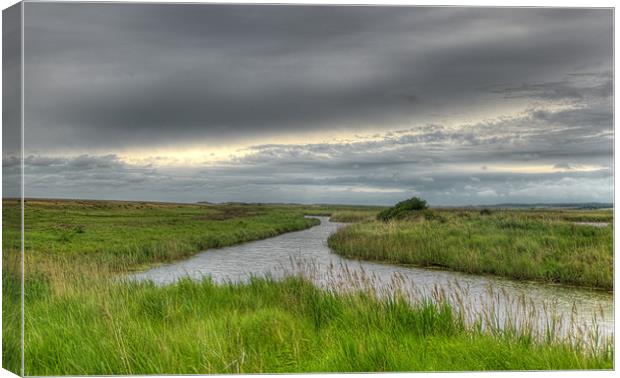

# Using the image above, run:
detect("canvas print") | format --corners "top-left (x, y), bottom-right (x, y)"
top-left (1, 1), bottom-right (614, 375)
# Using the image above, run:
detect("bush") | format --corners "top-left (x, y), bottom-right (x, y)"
top-left (377, 197), bottom-right (428, 221)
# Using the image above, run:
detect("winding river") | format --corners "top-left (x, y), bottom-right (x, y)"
top-left (131, 216), bottom-right (613, 341)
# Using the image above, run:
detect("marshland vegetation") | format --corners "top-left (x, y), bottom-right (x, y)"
top-left (1, 198), bottom-right (614, 374)
top-left (328, 203), bottom-right (613, 290)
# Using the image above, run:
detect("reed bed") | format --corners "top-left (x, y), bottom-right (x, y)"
top-left (281, 256), bottom-right (612, 351)
top-left (328, 209), bottom-right (379, 223)
top-left (328, 211), bottom-right (613, 289)
top-left (17, 262), bottom-right (614, 375)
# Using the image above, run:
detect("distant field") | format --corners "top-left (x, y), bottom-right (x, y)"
top-left (328, 208), bottom-right (613, 289)
top-left (2, 199), bottom-right (613, 374)
top-left (3, 199), bottom-right (326, 271)
top-left (301, 204), bottom-right (384, 222)
top-left (2, 199), bottom-right (382, 272)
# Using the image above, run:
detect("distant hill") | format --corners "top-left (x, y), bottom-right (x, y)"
top-left (194, 200), bottom-right (612, 210)
top-left (475, 202), bottom-right (613, 210)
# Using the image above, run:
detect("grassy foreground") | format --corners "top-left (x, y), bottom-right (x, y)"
top-left (20, 274), bottom-right (612, 375)
top-left (3, 199), bottom-right (321, 374)
top-left (328, 209), bottom-right (613, 290)
top-left (1, 200), bottom-right (614, 373)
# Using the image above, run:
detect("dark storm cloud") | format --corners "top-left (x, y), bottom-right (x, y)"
top-left (12, 3), bottom-right (613, 205)
top-left (23, 4), bottom-right (612, 150)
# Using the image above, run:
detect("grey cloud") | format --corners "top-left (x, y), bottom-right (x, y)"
top-left (231, 103), bottom-right (613, 172)
top-left (24, 155), bottom-right (65, 167)
top-left (22, 4), bottom-right (612, 151)
top-left (3, 155), bottom-right (20, 168)
top-left (9, 4), bottom-right (613, 205)
top-left (23, 154), bottom-right (159, 195)
top-left (17, 102), bottom-right (614, 204)
top-left (14, 94), bottom-right (613, 204)
top-left (18, 150), bottom-right (612, 205)
top-left (66, 154), bottom-right (124, 170)
top-left (493, 72), bottom-right (612, 101)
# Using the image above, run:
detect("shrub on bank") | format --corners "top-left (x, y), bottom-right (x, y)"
top-left (377, 197), bottom-right (428, 221)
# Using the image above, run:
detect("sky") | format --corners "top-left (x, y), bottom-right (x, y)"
top-left (3, 3), bottom-right (614, 205)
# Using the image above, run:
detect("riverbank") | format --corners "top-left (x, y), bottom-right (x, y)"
top-left (2, 200), bottom-right (614, 374)
top-left (328, 209), bottom-right (613, 290)
top-left (21, 274), bottom-right (612, 375)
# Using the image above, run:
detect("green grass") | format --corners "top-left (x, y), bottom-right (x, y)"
top-left (20, 274), bottom-right (612, 375)
top-left (328, 210), bottom-right (613, 290)
top-left (329, 209), bottom-right (380, 223)
top-left (2, 200), bottom-right (22, 375)
top-left (2, 247), bottom-right (21, 376)
top-left (300, 204), bottom-right (383, 222)
top-left (4, 199), bottom-right (320, 271)
top-left (2, 199), bottom-right (614, 374)
top-left (3, 198), bottom-right (323, 374)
